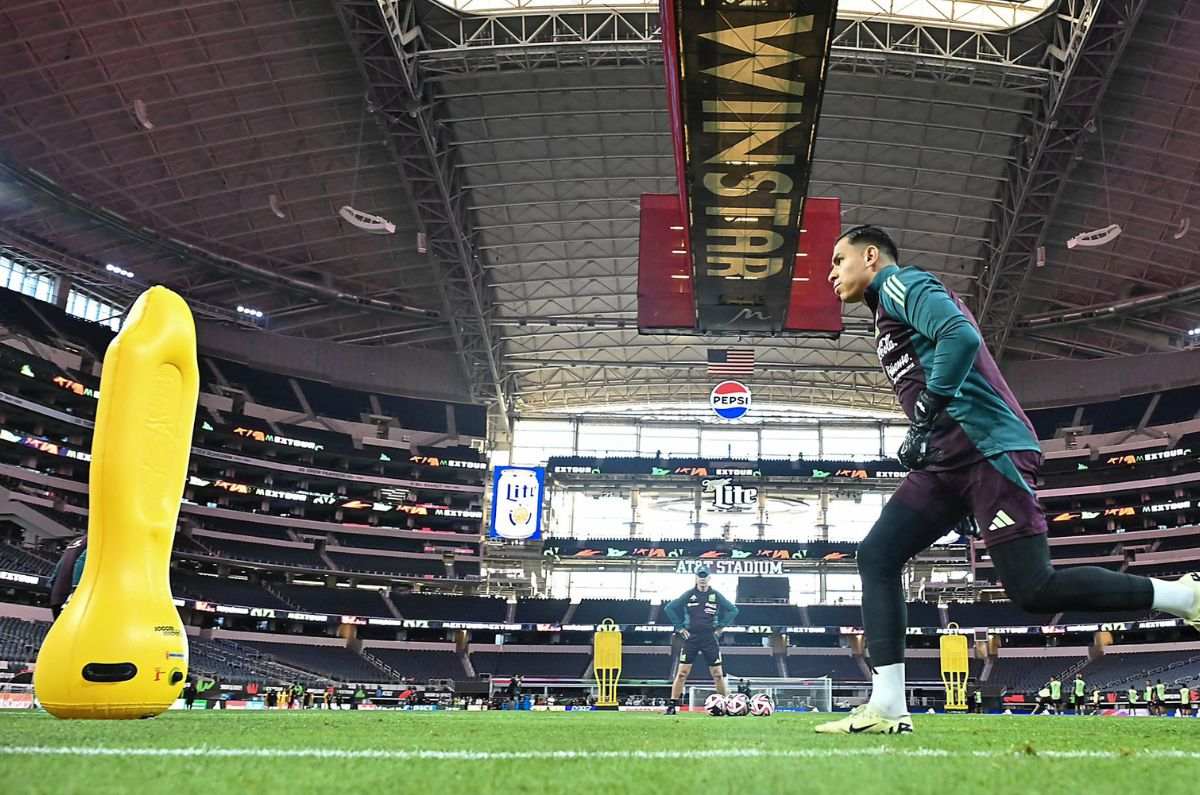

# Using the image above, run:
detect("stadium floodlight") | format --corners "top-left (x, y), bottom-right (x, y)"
top-left (105, 263), bottom-right (135, 279)
top-left (236, 305), bottom-right (265, 319)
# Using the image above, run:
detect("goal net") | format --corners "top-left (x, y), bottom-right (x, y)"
top-left (686, 677), bottom-right (832, 712)
top-left (0, 682), bottom-right (37, 710)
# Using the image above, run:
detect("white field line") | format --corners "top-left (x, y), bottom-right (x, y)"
top-left (3, 746), bottom-right (1200, 762)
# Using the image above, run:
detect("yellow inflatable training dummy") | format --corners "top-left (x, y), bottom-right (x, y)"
top-left (34, 286), bottom-right (198, 719)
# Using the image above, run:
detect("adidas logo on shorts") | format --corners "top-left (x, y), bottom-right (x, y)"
top-left (988, 510), bottom-right (1016, 532)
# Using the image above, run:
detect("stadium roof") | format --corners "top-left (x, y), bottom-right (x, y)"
top-left (432, 0), bottom-right (1055, 32)
top-left (1, 0), bottom-right (1197, 421)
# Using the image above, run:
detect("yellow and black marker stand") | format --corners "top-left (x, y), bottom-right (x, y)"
top-left (34, 286), bottom-right (199, 719)
top-left (940, 622), bottom-right (970, 712)
top-left (593, 618), bottom-right (622, 710)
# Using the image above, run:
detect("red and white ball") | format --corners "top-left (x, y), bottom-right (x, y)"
top-left (704, 693), bottom-right (727, 716)
top-left (725, 693), bottom-right (750, 716)
top-left (749, 693), bottom-right (775, 717)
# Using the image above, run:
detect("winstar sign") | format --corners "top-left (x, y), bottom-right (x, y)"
top-left (649, 0), bottom-right (840, 336)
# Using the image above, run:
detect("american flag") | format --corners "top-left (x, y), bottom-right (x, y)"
top-left (707, 348), bottom-right (755, 376)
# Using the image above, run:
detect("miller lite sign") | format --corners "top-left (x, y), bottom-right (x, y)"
top-left (488, 466), bottom-right (546, 541)
top-left (703, 478), bottom-right (758, 512)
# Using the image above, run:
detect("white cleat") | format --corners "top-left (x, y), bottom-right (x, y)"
top-left (814, 704), bottom-right (914, 735)
top-left (1180, 572), bottom-right (1200, 631)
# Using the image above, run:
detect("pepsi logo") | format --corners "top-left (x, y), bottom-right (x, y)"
top-left (710, 381), bottom-right (751, 420)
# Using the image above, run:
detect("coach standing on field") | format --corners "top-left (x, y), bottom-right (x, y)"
top-left (663, 567), bottom-right (738, 715)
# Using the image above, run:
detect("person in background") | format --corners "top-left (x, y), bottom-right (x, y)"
top-left (1033, 684), bottom-right (1054, 715)
top-left (48, 534), bottom-right (87, 619)
top-left (1071, 674), bottom-right (1086, 714)
top-left (1048, 675), bottom-right (1062, 713)
top-left (1178, 682), bottom-right (1192, 717)
top-left (506, 674), bottom-right (523, 708)
top-left (1144, 680), bottom-right (1154, 716)
top-left (1090, 688), bottom-right (1101, 715)
top-left (972, 688), bottom-right (984, 714)
top-left (663, 567), bottom-right (738, 715)
top-left (737, 678), bottom-right (753, 698)
top-left (183, 678), bottom-right (197, 710)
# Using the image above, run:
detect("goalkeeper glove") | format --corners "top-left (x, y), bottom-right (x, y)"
top-left (897, 390), bottom-right (951, 470)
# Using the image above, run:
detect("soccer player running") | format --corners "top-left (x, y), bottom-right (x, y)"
top-left (663, 566), bottom-right (738, 715)
top-left (816, 226), bottom-right (1200, 734)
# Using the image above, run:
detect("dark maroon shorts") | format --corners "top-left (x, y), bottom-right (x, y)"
top-left (891, 450), bottom-right (1047, 547)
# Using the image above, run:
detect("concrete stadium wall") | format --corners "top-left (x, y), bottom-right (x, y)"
top-left (1005, 348), bottom-right (1200, 409)
top-left (196, 319), bottom-right (474, 404)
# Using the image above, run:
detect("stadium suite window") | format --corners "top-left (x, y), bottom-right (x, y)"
top-left (882, 426), bottom-right (908, 458)
top-left (826, 493), bottom-right (886, 543)
top-left (821, 426), bottom-right (882, 460)
top-left (551, 570), bottom-right (830, 603)
top-left (577, 423), bottom-right (637, 456)
top-left (637, 495), bottom-right (697, 539)
top-left (0, 256), bottom-right (57, 303)
top-left (563, 492), bottom-right (631, 539)
top-left (759, 500), bottom-right (820, 542)
top-left (825, 573), bottom-right (863, 605)
top-left (65, 290), bottom-right (123, 331)
top-left (551, 569), bottom-right (636, 600)
top-left (639, 425), bottom-right (699, 457)
top-left (760, 428), bottom-right (820, 459)
top-left (511, 419), bottom-right (574, 466)
top-left (712, 509), bottom-right (759, 541)
top-left (700, 428), bottom-right (758, 459)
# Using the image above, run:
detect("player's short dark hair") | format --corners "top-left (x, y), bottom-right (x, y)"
top-left (837, 225), bottom-right (899, 263)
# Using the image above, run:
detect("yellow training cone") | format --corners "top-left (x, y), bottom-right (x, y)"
top-left (34, 286), bottom-right (198, 718)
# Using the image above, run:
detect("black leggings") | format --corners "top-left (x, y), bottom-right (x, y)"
top-left (857, 500), bottom-right (1153, 666)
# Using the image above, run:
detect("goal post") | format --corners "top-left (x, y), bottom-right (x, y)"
top-left (686, 677), bottom-right (832, 712)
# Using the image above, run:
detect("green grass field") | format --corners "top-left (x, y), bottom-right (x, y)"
top-left (2, 710), bottom-right (1199, 794)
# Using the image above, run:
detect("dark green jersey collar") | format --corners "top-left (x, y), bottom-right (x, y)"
top-left (864, 264), bottom-right (901, 311)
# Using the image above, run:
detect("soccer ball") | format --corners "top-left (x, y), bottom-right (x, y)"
top-left (704, 693), bottom-right (727, 716)
top-left (749, 693), bottom-right (775, 717)
top-left (725, 693), bottom-right (750, 716)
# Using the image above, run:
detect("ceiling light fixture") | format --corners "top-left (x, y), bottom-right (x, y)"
top-left (339, 205), bottom-right (396, 235)
top-left (132, 99), bottom-right (154, 130)
top-left (1067, 224), bottom-right (1122, 249)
